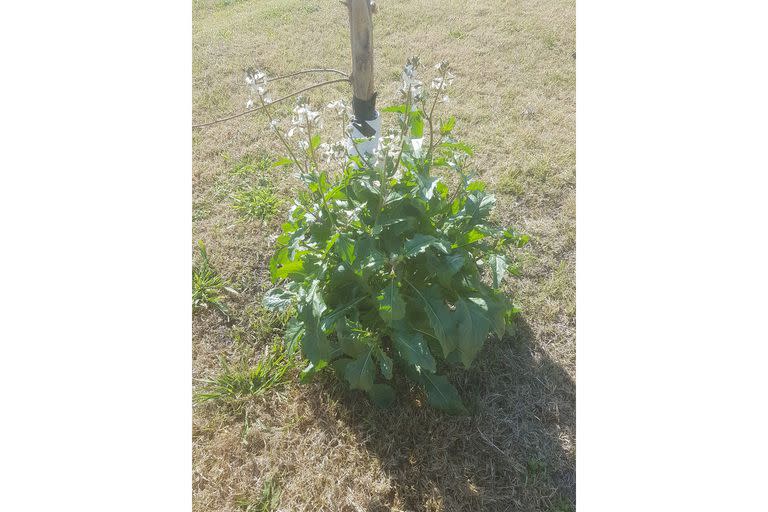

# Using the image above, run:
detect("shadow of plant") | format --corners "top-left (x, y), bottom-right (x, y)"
top-left (306, 316), bottom-right (575, 512)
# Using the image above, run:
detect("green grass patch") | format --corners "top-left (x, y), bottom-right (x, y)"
top-left (193, 240), bottom-right (231, 319)
top-left (227, 153), bottom-right (273, 177)
top-left (233, 186), bottom-right (281, 222)
top-left (195, 344), bottom-right (293, 404)
top-left (235, 477), bottom-right (282, 512)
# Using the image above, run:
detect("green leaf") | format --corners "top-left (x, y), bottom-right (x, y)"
top-left (455, 228), bottom-right (487, 247)
top-left (299, 281), bottom-right (330, 364)
top-left (440, 116), bottom-right (456, 134)
top-left (422, 372), bottom-right (468, 415)
top-left (284, 317), bottom-right (304, 355)
top-left (381, 104), bottom-right (407, 113)
top-left (354, 236), bottom-right (386, 273)
top-left (455, 296), bottom-right (493, 368)
top-left (377, 278), bottom-right (406, 324)
top-left (344, 347), bottom-right (375, 391)
top-left (404, 234), bottom-right (450, 258)
top-left (486, 253), bottom-right (508, 288)
top-left (428, 252), bottom-right (466, 287)
top-left (334, 234), bottom-right (356, 265)
top-left (262, 287), bottom-right (294, 311)
top-left (440, 141), bottom-right (474, 156)
top-left (336, 319), bottom-right (369, 358)
top-left (272, 157), bottom-right (294, 167)
top-left (310, 133), bottom-right (321, 151)
top-left (414, 173), bottom-right (439, 201)
top-left (367, 383), bottom-right (396, 408)
top-left (320, 296), bottom-right (366, 331)
top-left (406, 283), bottom-right (457, 357)
top-left (409, 111), bottom-right (424, 138)
top-left (391, 326), bottom-right (437, 373)
top-left (375, 347), bottom-right (393, 380)
top-left (273, 258), bottom-right (306, 280)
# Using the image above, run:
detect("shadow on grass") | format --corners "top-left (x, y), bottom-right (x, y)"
top-left (306, 316), bottom-right (575, 512)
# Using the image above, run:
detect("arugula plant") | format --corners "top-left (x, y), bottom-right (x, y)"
top-left (259, 58), bottom-right (528, 413)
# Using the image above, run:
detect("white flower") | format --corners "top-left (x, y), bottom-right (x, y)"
top-left (246, 98), bottom-right (254, 109)
top-left (325, 100), bottom-right (350, 117)
top-left (431, 72), bottom-right (455, 92)
top-left (245, 69), bottom-right (267, 86)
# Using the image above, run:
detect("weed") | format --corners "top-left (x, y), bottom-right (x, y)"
top-left (193, 240), bottom-right (231, 319)
top-left (195, 343), bottom-right (293, 404)
top-left (235, 477), bottom-right (282, 512)
top-left (498, 169), bottom-right (525, 196)
top-left (232, 187), bottom-right (280, 222)
top-left (229, 154), bottom-right (273, 177)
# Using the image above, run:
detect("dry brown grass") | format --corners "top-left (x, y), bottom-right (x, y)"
top-left (193, 0), bottom-right (575, 510)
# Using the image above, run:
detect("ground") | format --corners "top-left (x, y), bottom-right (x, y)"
top-left (192, 0), bottom-right (575, 510)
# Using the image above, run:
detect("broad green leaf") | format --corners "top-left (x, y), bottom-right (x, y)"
top-left (269, 247), bottom-right (289, 281)
top-left (391, 326), bottom-right (437, 373)
top-left (320, 296), bottom-right (366, 331)
top-left (406, 283), bottom-right (457, 356)
top-left (428, 251), bottom-right (466, 287)
top-left (367, 383), bottom-right (396, 408)
top-left (375, 347), bottom-right (393, 380)
top-left (334, 234), bottom-right (355, 265)
top-left (486, 253), bottom-right (508, 288)
top-left (336, 319), bottom-right (369, 358)
top-left (414, 173), bottom-right (439, 201)
top-left (377, 278), bottom-right (406, 324)
top-left (486, 294), bottom-right (508, 338)
top-left (354, 236), bottom-right (386, 273)
top-left (422, 372), bottom-right (468, 415)
top-left (273, 258), bottom-right (306, 280)
top-left (299, 281), bottom-right (330, 364)
top-left (262, 287), bottom-right (294, 311)
top-left (404, 234), bottom-right (450, 258)
top-left (284, 317), bottom-right (304, 355)
top-left (409, 111), bottom-right (424, 138)
top-left (455, 228), bottom-right (487, 247)
top-left (455, 296), bottom-right (493, 368)
top-left (344, 347), bottom-right (375, 391)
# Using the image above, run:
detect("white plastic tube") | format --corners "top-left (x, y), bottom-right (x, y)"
top-left (348, 112), bottom-right (381, 158)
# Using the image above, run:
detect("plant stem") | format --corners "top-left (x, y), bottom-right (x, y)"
top-left (258, 95), bottom-right (307, 175)
top-left (192, 78), bottom-right (349, 129)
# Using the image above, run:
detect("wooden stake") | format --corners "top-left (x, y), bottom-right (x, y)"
top-left (347, 0), bottom-right (375, 120)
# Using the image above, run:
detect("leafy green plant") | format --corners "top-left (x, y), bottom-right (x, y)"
top-left (195, 343), bottom-right (293, 404)
top-left (233, 186), bottom-right (281, 222)
top-left (192, 240), bottom-right (231, 319)
top-left (260, 58), bottom-right (528, 413)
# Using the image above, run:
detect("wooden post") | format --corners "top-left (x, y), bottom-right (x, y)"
top-left (347, 0), bottom-right (377, 135)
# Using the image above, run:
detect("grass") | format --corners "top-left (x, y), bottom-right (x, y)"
top-left (195, 343), bottom-right (293, 404)
top-left (232, 186), bottom-right (280, 222)
top-left (235, 477), bottom-right (282, 512)
top-left (193, 0), bottom-right (574, 510)
top-left (192, 240), bottom-right (230, 319)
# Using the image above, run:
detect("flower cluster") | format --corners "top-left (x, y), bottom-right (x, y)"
top-left (245, 68), bottom-right (270, 108)
top-left (287, 97), bottom-right (322, 145)
top-left (431, 61), bottom-right (455, 104)
top-left (398, 56), bottom-right (425, 101)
